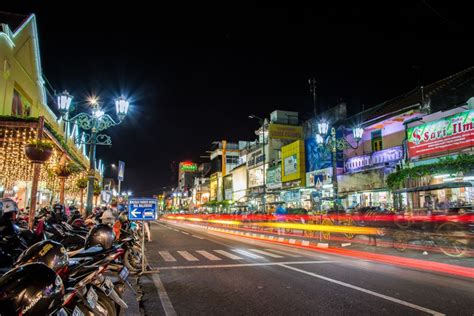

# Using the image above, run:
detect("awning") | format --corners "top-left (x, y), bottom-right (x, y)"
top-left (393, 181), bottom-right (473, 194)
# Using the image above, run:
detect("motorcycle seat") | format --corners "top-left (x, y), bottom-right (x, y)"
top-left (68, 245), bottom-right (105, 258)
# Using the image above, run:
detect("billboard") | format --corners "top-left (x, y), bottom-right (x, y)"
top-left (407, 110), bottom-right (474, 158)
top-left (268, 123), bottom-right (303, 140)
top-left (281, 140), bottom-right (305, 185)
top-left (305, 130), bottom-right (343, 173)
top-left (118, 160), bottom-right (125, 181)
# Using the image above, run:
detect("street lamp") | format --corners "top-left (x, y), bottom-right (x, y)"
top-left (56, 90), bottom-right (129, 215)
top-left (249, 114), bottom-right (267, 213)
top-left (316, 122), bottom-right (363, 207)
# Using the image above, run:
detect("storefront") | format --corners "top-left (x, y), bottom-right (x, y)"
top-left (339, 146), bottom-right (403, 209)
top-left (393, 106), bottom-right (474, 213)
top-left (280, 140), bottom-right (306, 209)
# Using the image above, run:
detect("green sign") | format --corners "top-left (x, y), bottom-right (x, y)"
top-left (407, 110), bottom-right (474, 157)
top-left (180, 162), bottom-right (197, 172)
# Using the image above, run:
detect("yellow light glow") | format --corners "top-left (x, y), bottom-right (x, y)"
top-left (256, 222), bottom-right (380, 235)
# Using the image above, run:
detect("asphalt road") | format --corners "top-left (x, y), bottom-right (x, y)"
top-left (139, 221), bottom-right (474, 316)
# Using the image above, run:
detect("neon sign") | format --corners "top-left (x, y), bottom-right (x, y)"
top-left (180, 161), bottom-right (197, 172)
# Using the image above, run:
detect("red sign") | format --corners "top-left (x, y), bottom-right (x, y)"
top-left (407, 110), bottom-right (474, 158)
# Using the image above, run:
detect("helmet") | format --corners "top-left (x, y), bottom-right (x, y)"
top-left (118, 211), bottom-right (128, 224)
top-left (15, 240), bottom-right (69, 275)
top-left (0, 263), bottom-right (64, 315)
top-left (0, 198), bottom-right (19, 215)
top-left (84, 224), bottom-right (116, 250)
top-left (52, 203), bottom-right (64, 215)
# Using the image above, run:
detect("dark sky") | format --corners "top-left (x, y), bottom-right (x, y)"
top-left (3, 2), bottom-right (473, 195)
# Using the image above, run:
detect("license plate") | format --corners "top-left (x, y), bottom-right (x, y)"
top-left (72, 306), bottom-right (85, 316)
top-left (57, 308), bottom-right (68, 316)
top-left (101, 277), bottom-right (114, 296)
top-left (119, 267), bottom-right (129, 280)
top-left (86, 287), bottom-right (98, 310)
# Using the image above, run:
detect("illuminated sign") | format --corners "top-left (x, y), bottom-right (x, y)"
top-left (345, 146), bottom-right (403, 172)
top-left (281, 140), bottom-right (306, 185)
top-left (268, 124), bottom-right (303, 140)
top-left (407, 110), bottom-right (474, 158)
top-left (180, 161), bottom-right (198, 172)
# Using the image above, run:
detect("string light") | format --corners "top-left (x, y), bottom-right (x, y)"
top-left (0, 125), bottom-right (87, 203)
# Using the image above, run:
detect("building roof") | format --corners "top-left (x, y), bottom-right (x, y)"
top-left (0, 11), bottom-right (29, 33)
top-left (355, 66), bottom-right (474, 125)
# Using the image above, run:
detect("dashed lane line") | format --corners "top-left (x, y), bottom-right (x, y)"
top-left (231, 249), bottom-right (264, 259)
top-left (156, 260), bottom-right (339, 270)
top-left (264, 248), bottom-right (303, 258)
top-left (158, 251), bottom-right (177, 262)
top-left (177, 250), bottom-right (199, 261)
top-left (248, 249), bottom-right (283, 258)
top-left (196, 250), bottom-right (222, 261)
top-left (213, 250), bottom-right (243, 260)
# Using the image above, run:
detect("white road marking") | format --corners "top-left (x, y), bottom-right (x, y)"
top-left (264, 248), bottom-right (302, 258)
top-left (152, 273), bottom-right (177, 316)
top-left (279, 264), bottom-right (445, 316)
top-left (232, 249), bottom-right (264, 259)
top-left (157, 260), bottom-right (338, 270)
top-left (196, 250), bottom-right (222, 261)
top-left (159, 251), bottom-right (177, 262)
top-left (177, 251), bottom-right (199, 261)
top-left (192, 235), bottom-right (205, 239)
top-left (181, 231), bottom-right (190, 235)
top-left (214, 250), bottom-right (243, 260)
top-left (248, 249), bottom-right (283, 258)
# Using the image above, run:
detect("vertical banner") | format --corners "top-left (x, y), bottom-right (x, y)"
top-left (118, 160), bottom-right (125, 181)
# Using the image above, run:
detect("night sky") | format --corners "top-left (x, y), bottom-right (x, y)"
top-left (3, 3), bottom-right (473, 195)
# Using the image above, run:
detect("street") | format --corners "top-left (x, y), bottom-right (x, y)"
top-left (139, 221), bottom-right (474, 315)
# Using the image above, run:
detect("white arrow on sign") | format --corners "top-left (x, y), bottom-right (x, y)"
top-left (131, 208), bottom-right (139, 218)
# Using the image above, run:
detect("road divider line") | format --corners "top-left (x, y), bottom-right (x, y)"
top-left (181, 231), bottom-right (190, 235)
top-left (279, 264), bottom-right (445, 316)
top-left (213, 250), bottom-right (243, 260)
top-left (196, 250), bottom-right (222, 261)
top-left (192, 235), bottom-right (205, 239)
top-left (158, 251), bottom-right (177, 262)
top-left (152, 273), bottom-right (177, 316)
top-left (177, 251), bottom-right (199, 261)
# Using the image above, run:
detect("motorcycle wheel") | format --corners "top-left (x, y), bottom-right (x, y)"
top-left (124, 246), bottom-right (143, 273)
top-left (96, 289), bottom-right (117, 316)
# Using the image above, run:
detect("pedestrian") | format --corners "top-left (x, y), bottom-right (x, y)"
top-left (144, 221), bottom-right (152, 242)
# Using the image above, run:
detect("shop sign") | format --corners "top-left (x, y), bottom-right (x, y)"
top-left (284, 154), bottom-right (298, 176)
top-left (247, 149), bottom-right (264, 168)
top-left (268, 123), bottom-right (303, 140)
top-left (266, 164), bottom-right (282, 190)
top-left (407, 109), bottom-right (474, 158)
top-left (180, 161), bottom-right (197, 172)
top-left (282, 179), bottom-right (302, 188)
top-left (306, 168), bottom-right (332, 187)
top-left (345, 146), bottom-right (403, 172)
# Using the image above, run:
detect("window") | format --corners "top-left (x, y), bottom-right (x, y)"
top-left (226, 156), bottom-right (239, 164)
top-left (11, 87), bottom-right (32, 117)
top-left (371, 130), bottom-right (382, 152)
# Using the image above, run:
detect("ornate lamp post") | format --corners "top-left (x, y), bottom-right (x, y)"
top-left (56, 91), bottom-right (129, 215)
top-left (316, 121), bottom-right (363, 207)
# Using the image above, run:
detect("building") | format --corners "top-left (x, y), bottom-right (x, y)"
top-left (0, 13), bottom-right (91, 210)
top-left (246, 110), bottom-right (303, 211)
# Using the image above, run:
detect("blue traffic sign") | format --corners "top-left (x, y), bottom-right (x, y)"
top-left (128, 198), bottom-right (157, 221)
